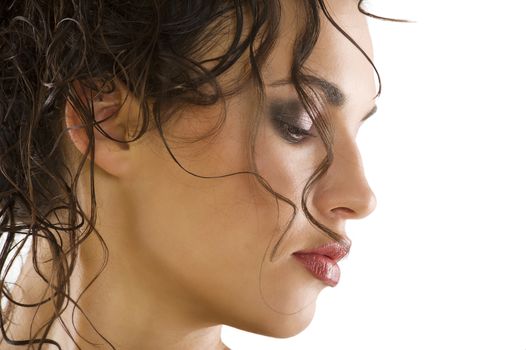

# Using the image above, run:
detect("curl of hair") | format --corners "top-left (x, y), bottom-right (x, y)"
top-left (0, 0), bottom-right (397, 348)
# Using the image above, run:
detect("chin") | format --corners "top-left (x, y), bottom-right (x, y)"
top-left (230, 302), bottom-right (317, 339)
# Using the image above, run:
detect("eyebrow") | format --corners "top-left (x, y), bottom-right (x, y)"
top-left (269, 75), bottom-right (378, 122)
top-left (362, 105), bottom-right (378, 123)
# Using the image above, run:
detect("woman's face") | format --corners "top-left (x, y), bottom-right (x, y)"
top-left (117, 0), bottom-right (376, 337)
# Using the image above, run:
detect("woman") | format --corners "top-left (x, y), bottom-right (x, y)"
top-left (0, 0), bottom-right (383, 348)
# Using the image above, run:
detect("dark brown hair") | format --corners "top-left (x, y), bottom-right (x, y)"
top-left (0, 0), bottom-right (394, 348)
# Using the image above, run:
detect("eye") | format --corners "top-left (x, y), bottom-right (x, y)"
top-left (273, 119), bottom-right (313, 144)
top-left (268, 99), bottom-right (316, 144)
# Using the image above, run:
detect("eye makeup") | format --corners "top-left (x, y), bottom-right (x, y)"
top-left (268, 99), bottom-right (315, 144)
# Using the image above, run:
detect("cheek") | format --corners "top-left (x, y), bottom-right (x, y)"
top-left (254, 120), bottom-right (325, 202)
top-left (132, 155), bottom-right (319, 335)
top-left (127, 106), bottom-right (324, 335)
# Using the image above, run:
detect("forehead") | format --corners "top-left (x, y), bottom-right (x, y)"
top-left (262, 0), bottom-right (376, 102)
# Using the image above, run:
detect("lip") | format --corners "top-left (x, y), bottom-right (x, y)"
top-left (293, 242), bottom-right (351, 287)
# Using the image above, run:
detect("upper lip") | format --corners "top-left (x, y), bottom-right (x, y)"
top-left (293, 241), bottom-right (351, 262)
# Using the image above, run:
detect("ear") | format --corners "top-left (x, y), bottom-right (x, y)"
top-left (64, 79), bottom-right (139, 177)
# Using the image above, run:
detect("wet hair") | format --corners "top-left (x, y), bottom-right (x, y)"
top-left (0, 0), bottom-right (399, 348)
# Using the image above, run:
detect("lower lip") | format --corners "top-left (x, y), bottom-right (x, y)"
top-left (293, 253), bottom-right (341, 287)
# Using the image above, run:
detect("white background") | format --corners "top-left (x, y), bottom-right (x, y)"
top-left (223, 1), bottom-right (526, 349)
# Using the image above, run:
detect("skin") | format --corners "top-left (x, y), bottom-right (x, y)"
top-left (9, 0), bottom-right (376, 349)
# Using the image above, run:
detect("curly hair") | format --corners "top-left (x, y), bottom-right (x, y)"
top-left (0, 0), bottom-right (399, 348)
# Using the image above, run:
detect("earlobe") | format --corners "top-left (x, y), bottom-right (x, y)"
top-left (64, 80), bottom-right (134, 177)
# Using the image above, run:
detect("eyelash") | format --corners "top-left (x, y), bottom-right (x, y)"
top-left (274, 119), bottom-right (314, 144)
top-left (268, 99), bottom-right (319, 144)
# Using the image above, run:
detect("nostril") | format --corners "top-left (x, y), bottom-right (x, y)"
top-left (330, 207), bottom-right (355, 219)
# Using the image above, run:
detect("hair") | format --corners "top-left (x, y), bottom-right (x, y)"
top-left (0, 0), bottom-right (401, 348)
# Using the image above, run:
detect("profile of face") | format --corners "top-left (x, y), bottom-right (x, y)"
top-left (62, 0), bottom-right (377, 343)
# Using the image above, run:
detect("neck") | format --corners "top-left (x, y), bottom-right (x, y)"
top-left (10, 223), bottom-right (230, 350)
top-left (44, 229), bottom-right (229, 350)
top-left (8, 169), bottom-right (232, 350)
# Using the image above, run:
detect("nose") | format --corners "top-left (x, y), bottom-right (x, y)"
top-left (310, 134), bottom-right (376, 223)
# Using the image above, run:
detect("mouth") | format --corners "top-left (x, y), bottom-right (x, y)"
top-left (292, 241), bottom-right (351, 287)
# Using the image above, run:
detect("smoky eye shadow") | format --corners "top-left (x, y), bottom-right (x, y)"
top-left (268, 99), bottom-right (303, 120)
top-left (268, 99), bottom-right (314, 133)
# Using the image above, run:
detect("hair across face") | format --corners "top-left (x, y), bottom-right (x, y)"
top-left (0, 0), bottom-right (379, 348)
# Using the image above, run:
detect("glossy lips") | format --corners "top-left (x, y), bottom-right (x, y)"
top-left (293, 242), bottom-right (350, 287)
